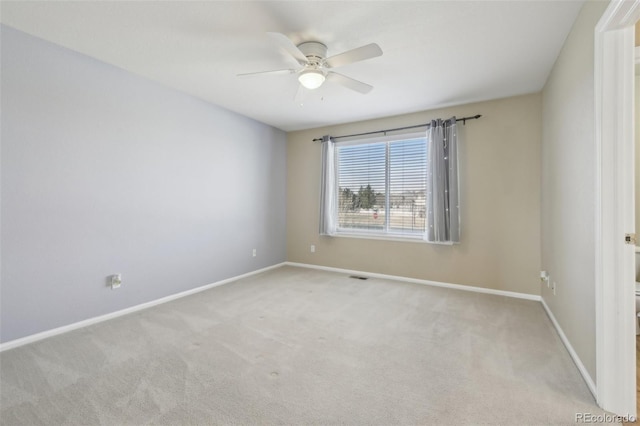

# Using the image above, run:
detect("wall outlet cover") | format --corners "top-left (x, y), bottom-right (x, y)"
top-left (110, 274), bottom-right (122, 289)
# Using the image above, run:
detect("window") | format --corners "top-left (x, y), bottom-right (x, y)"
top-left (320, 118), bottom-right (460, 243)
top-left (334, 132), bottom-right (427, 238)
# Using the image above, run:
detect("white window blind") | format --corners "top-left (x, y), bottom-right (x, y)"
top-left (335, 133), bottom-right (427, 237)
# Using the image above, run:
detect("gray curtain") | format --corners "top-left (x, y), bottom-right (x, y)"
top-left (319, 135), bottom-right (337, 236)
top-left (425, 118), bottom-right (460, 243)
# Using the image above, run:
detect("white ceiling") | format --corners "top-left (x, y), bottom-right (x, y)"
top-left (1, 1), bottom-right (584, 132)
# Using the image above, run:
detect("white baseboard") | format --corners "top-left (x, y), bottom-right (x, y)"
top-left (541, 297), bottom-right (597, 398)
top-left (284, 261), bottom-right (542, 301)
top-left (0, 262), bottom-right (286, 353)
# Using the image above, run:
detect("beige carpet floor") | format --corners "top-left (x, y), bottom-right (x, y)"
top-left (0, 265), bottom-right (612, 425)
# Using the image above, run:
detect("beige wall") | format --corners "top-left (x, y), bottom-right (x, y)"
top-left (541, 0), bottom-right (608, 383)
top-left (636, 21), bottom-right (640, 46)
top-left (287, 94), bottom-right (542, 295)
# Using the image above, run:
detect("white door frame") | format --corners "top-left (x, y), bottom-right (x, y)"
top-left (595, 0), bottom-right (640, 416)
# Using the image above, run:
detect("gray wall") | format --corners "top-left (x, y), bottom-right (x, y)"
top-left (0, 26), bottom-right (287, 343)
top-left (540, 0), bottom-right (608, 382)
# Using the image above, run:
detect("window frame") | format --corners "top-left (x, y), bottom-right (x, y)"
top-left (333, 131), bottom-right (428, 241)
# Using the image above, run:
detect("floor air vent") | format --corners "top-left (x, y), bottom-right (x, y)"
top-left (349, 275), bottom-right (369, 280)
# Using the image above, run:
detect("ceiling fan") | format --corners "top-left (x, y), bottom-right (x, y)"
top-left (238, 32), bottom-right (383, 94)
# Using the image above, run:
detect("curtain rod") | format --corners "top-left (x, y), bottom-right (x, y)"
top-left (311, 114), bottom-right (482, 142)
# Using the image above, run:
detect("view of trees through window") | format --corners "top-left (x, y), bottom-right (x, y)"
top-left (336, 137), bottom-right (427, 235)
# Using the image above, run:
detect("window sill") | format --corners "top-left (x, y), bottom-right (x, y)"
top-left (331, 231), bottom-right (427, 244)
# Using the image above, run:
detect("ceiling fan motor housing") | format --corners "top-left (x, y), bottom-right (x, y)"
top-left (297, 41), bottom-right (328, 66)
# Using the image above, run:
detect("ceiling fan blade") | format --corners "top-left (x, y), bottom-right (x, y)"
top-left (326, 72), bottom-right (373, 94)
top-left (267, 32), bottom-right (308, 65)
top-left (237, 69), bottom-right (297, 77)
top-left (325, 43), bottom-right (383, 68)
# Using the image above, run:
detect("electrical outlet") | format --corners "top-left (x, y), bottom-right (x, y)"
top-left (252, 248), bottom-right (257, 257)
top-left (110, 274), bottom-right (122, 290)
top-left (310, 245), bottom-right (316, 253)
top-left (540, 271), bottom-right (549, 287)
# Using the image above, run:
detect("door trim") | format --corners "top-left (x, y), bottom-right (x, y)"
top-left (594, 0), bottom-right (640, 416)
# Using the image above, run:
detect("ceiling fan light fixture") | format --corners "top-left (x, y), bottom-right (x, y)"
top-left (298, 69), bottom-right (325, 90)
